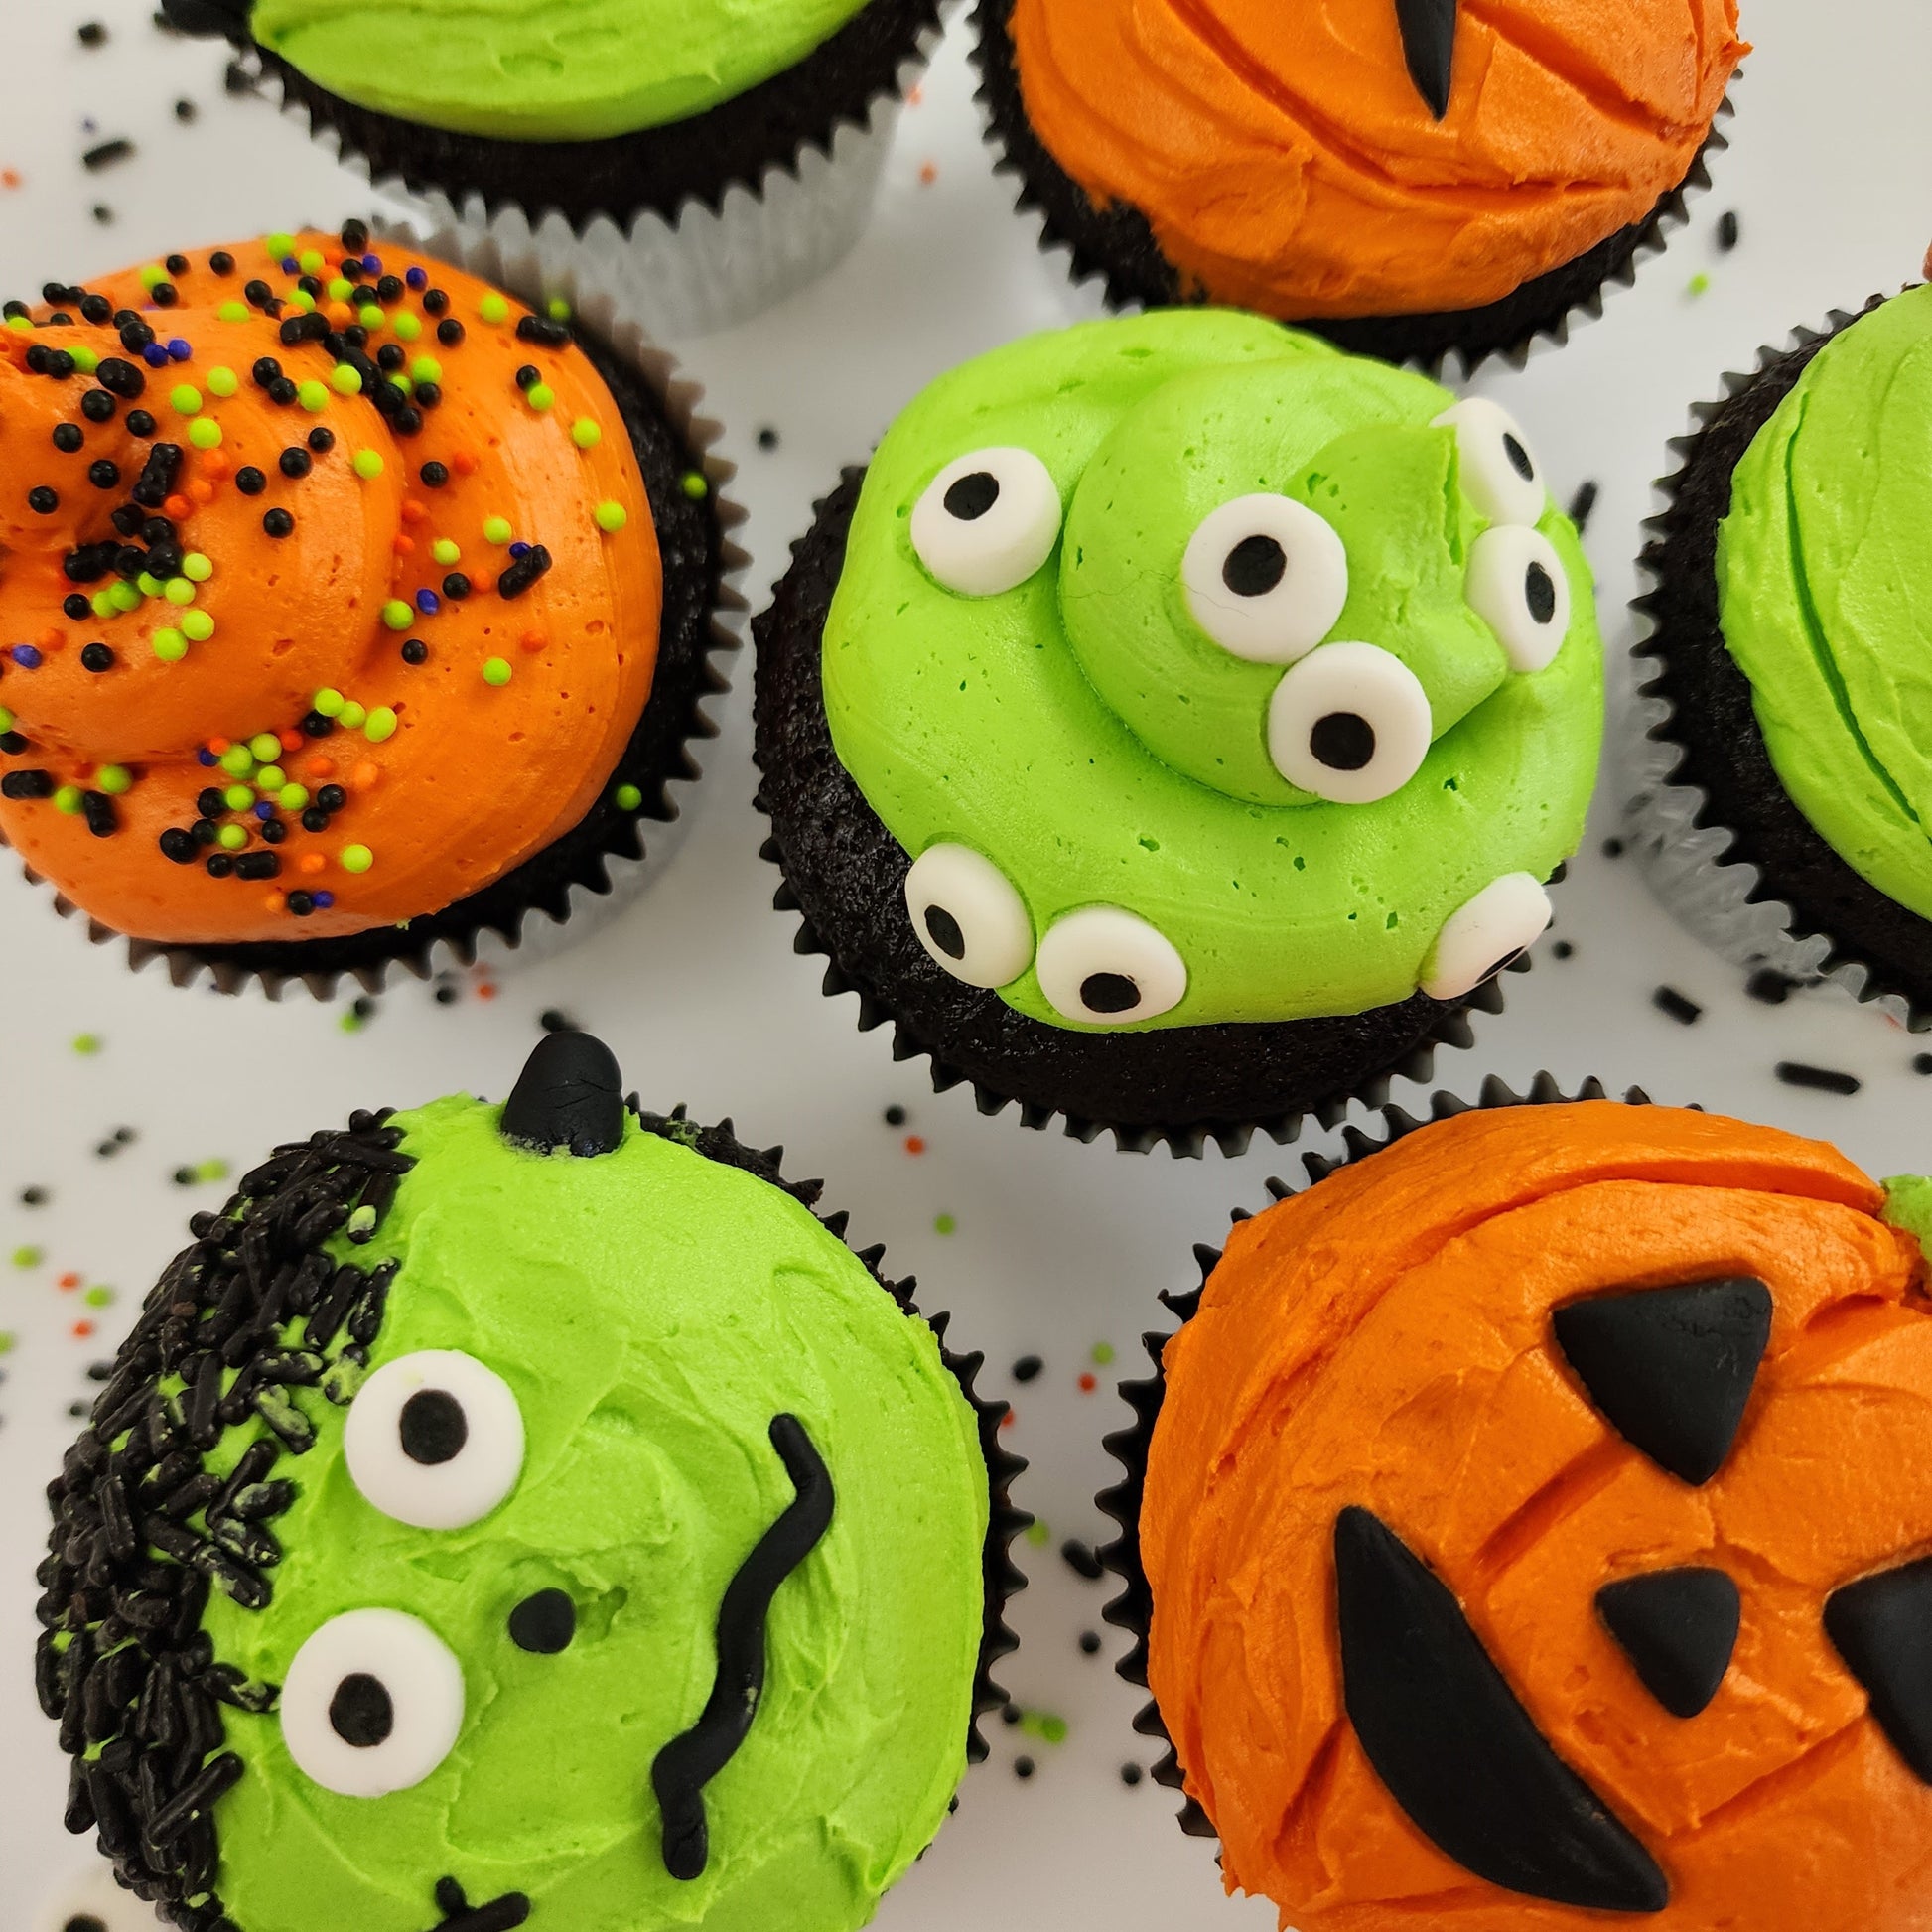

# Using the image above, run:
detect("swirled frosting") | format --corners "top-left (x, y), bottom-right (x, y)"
top-left (822, 310), bottom-right (1602, 1033)
top-left (0, 230), bottom-right (659, 946)
top-left (1145, 1101), bottom-right (1932, 1930)
top-left (1717, 286), bottom-right (1932, 922)
top-left (1008, 0), bottom-right (1746, 320)
top-left (247, 0), bottom-right (874, 139)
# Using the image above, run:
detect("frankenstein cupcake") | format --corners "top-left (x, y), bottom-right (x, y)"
top-left (975, 0), bottom-right (1746, 369)
top-left (162, 0), bottom-right (941, 336)
top-left (1109, 1084), bottom-right (1932, 1930)
top-left (38, 1032), bottom-right (1021, 1932)
top-left (1634, 283), bottom-right (1932, 1023)
top-left (0, 225), bottom-right (735, 997)
top-left (755, 310), bottom-right (1603, 1153)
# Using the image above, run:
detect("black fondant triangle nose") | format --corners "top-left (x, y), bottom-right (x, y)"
top-left (1553, 1277), bottom-right (1772, 1485)
top-left (160, 0), bottom-right (252, 38)
top-left (1596, 1568), bottom-right (1740, 1719)
top-left (500, 1032), bottom-right (625, 1157)
top-left (1825, 1556), bottom-right (1932, 1785)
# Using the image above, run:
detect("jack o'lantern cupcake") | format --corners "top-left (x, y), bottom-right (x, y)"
top-left (1108, 1078), bottom-right (1932, 1931)
top-left (0, 224), bottom-right (738, 996)
top-left (755, 310), bottom-right (1604, 1154)
top-left (39, 1031), bottom-right (1024, 1932)
top-left (974, 0), bottom-right (1747, 369)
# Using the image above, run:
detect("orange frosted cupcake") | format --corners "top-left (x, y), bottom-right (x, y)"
top-left (0, 224), bottom-right (734, 994)
top-left (1106, 1082), bottom-right (1932, 1931)
top-left (976, 0), bottom-right (1746, 367)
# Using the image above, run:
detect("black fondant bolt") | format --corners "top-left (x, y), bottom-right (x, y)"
top-left (499, 1031), bottom-right (625, 1158)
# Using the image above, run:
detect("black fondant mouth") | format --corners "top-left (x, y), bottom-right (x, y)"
top-left (1335, 1505), bottom-right (1669, 1913)
top-left (1394, 0), bottom-right (1457, 118)
top-left (651, 1414), bottom-right (835, 1880)
top-left (430, 1876), bottom-right (531, 1930)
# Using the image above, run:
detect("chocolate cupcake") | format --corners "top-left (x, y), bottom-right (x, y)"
top-left (38, 1031), bottom-right (1024, 1932)
top-left (755, 310), bottom-right (1604, 1153)
top-left (1631, 283), bottom-right (1932, 1023)
top-left (0, 223), bottom-right (741, 997)
top-left (1106, 1078), bottom-right (1932, 1931)
top-left (974, 0), bottom-right (1745, 370)
top-left (162, 0), bottom-right (941, 336)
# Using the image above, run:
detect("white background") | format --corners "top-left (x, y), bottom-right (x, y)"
top-left (4, 2), bottom-right (1932, 1926)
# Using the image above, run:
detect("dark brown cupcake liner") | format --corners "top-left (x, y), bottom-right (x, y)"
top-left (1627, 289), bottom-right (1932, 1029)
top-left (41, 1092), bottom-right (1026, 1929)
top-left (970, 0), bottom-right (1733, 375)
top-left (1095, 1072), bottom-right (1656, 1841)
top-left (753, 467), bottom-right (1534, 1160)
top-left (9, 222), bottom-right (750, 1002)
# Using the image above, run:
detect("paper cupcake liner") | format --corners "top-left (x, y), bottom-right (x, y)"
top-left (753, 469), bottom-right (1536, 1159)
top-left (969, 0), bottom-right (1732, 376)
top-left (22, 219), bottom-right (750, 1003)
top-left (231, 2), bottom-right (944, 340)
top-left (1625, 293), bottom-right (1932, 1030)
top-left (1095, 1072), bottom-right (1656, 1844)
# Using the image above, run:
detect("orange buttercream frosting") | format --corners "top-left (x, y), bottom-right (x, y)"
top-left (1009, 0), bottom-right (1747, 319)
top-left (0, 229), bottom-right (659, 944)
top-left (1144, 1101), bottom-right (1932, 1929)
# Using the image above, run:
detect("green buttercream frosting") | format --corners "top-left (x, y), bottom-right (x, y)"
top-left (1717, 286), bottom-right (1932, 923)
top-left (248, 0), bottom-right (873, 140)
top-left (822, 310), bottom-right (1604, 1031)
top-left (1882, 1174), bottom-right (1932, 1261)
top-left (202, 1095), bottom-right (989, 1931)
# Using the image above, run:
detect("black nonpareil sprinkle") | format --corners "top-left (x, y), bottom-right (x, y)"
top-left (82, 138), bottom-right (134, 171)
top-left (1651, 986), bottom-right (1702, 1026)
top-left (125, 408), bottom-right (156, 438)
top-left (1060, 1538), bottom-right (1104, 1581)
top-left (263, 509), bottom-right (294, 539)
top-left (419, 461), bottom-right (449, 488)
top-left (1012, 1354), bottom-right (1041, 1382)
top-left (80, 643), bottom-right (114, 672)
top-left (308, 425), bottom-right (336, 453)
top-left (80, 387), bottom-right (116, 422)
top-left (52, 422), bottom-right (84, 453)
top-left (515, 314), bottom-right (571, 347)
top-left (234, 466), bottom-right (267, 496)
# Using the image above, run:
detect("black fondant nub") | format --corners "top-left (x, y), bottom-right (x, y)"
top-left (161, 0), bottom-right (252, 36)
top-left (499, 1031), bottom-right (625, 1157)
top-left (1595, 1568), bottom-right (1740, 1719)
top-left (1395, 0), bottom-right (1458, 118)
top-left (1334, 1506), bottom-right (1669, 1914)
top-left (1825, 1556), bottom-right (1932, 1784)
top-left (1553, 1277), bottom-right (1772, 1485)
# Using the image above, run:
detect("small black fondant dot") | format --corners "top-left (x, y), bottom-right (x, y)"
top-left (923, 904), bottom-right (967, 961)
top-left (1012, 1354), bottom-right (1042, 1383)
top-left (508, 1587), bottom-right (577, 1655)
top-left (884, 1104), bottom-right (907, 1127)
top-left (942, 471), bottom-right (1000, 522)
top-left (328, 1672), bottom-right (395, 1749)
top-left (1079, 971), bottom-right (1140, 1015)
top-left (1310, 711), bottom-right (1376, 772)
top-left (1524, 561), bottom-right (1557, 625)
top-left (1120, 1764), bottom-right (1143, 1788)
top-left (398, 1388), bottom-right (468, 1465)
top-left (1013, 1756), bottom-right (1035, 1780)
top-left (1503, 432), bottom-right (1535, 482)
top-left (1079, 1630), bottom-right (1102, 1656)
top-left (1222, 532), bottom-right (1287, 598)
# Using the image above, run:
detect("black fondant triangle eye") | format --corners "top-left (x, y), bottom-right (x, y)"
top-left (500, 1031), bottom-right (625, 1157)
top-left (1335, 1506), bottom-right (1669, 1913)
top-left (1825, 1556), bottom-right (1932, 1784)
top-left (1395, 0), bottom-right (1458, 118)
top-left (1595, 1568), bottom-right (1740, 1719)
top-left (1552, 1278), bottom-right (1772, 1485)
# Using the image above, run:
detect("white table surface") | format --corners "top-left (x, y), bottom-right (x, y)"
top-left (4, 1), bottom-right (1932, 1925)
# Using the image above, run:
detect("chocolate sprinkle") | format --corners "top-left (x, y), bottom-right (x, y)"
top-left (1650, 987), bottom-right (1702, 1027)
top-left (1774, 1061), bottom-right (1863, 1096)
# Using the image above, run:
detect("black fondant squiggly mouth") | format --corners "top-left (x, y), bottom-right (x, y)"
top-left (429, 1876), bottom-right (530, 1930)
top-left (651, 1414), bottom-right (836, 1881)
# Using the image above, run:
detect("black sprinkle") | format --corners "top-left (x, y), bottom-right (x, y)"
top-left (91, 204), bottom-right (113, 224)
top-left (757, 427), bottom-right (779, 452)
top-left (20, 1185), bottom-right (49, 1206)
top-left (1120, 1763), bottom-right (1144, 1787)
top-left (1775, 1061), bottom-right (1863, 1097)
top-left (1012, 1354), bottom-right (1042, 1383)
top-left (1745, 968), bottom-right (1796, 1005)
top-left (1913, 1054), bottom-right (1932, 1077)
top-left (1014, 1756), bottom-right (1035, 1780)
top-left (1601, 837), bottom-right (1625, 859)
top-left (1652, 987), bottom-right (1702, 1027)
top-left (174, 97), bottom-right (198, 122)
top-left (1717, 210), bottom-right (1741, 253)
top-left (81, 138), bottom-right (134, 171)
top-left (1566, 479), bottom-right (1599, 534)
top-left (77, 20), bottom-right (108, 44)
top-left (1552, 940), bottom-right (1575, 960)
top-left (223, 59), bottom-right (255, 94)
top-left (883, 1104), bottom-right (907, 1127)
top-left (1079, 1630), bottom-right (1102, 1656)
top-left (538, 1009), bottom-right (577, 1035)
top-left (1060, 1538), bottom-right (1103, 1582)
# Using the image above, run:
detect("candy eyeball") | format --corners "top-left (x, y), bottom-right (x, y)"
top-left (1181, 493), bottom-right (1349, 664)
top-left (1466, 526), bottom-right (1571, 673)
top-left (1434, 398), bottom-right (1546, 528)
top-left (910, 447), bottom-right (1062, 597)
top-left (1267, 642), bottom-right (1434, 805)
top-left (344, 1350), bottom-right (524, 1531)
top-left (903, 843), bottom-right (1035, 988)
top-left (279, 1607), bottom-right (465, 1798)
top-left (1421, 873), bottom-right (1554, 1000)
top-left (1035, 905), bottom-right (1187, 1025)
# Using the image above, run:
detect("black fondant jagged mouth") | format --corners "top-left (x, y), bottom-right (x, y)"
top-left (651, 1414), bottom-right (835, 1881)
top-left (429, 1876), bottom-right (531, 1931)
top-left (1335, 1506), bottom-right (1669, 1914)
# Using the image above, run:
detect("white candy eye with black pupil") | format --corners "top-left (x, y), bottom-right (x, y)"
top-left (910, 447), bottom-right (1061, 597)
top-left (1181, 493), bottom-right (1349, 663)
top-left (1434, 398), bottom-right (1547, 529)
top-left (281, 1607), bottom-right (464, 1798)
top-left (345, 1350), bottom-right (524, 1531)
top-left (1466, 525), bottom-right (1571, 673)
top-left (1421, 873), bottom-right (1554, 1000)
top-left (1267, 642), bottom-right (1433, 804)
top-left (903, 842), bottom-right (1035, 988)
top-left (1035, 906), bottom-right (1187, 1025)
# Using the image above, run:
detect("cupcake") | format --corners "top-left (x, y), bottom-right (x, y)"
top-left (161, 0), bottom-right (941, 337)
top-left (1107, 1079), bottom-right (1932, 1930)
top-left (755, 310), bottom-right (1603, 1154)
top-left (1633, 283), bottom-right (1932, 1023)
top-left (974, 0), bottom-right (1746, 369)
top-left (0, 224), bottom-right (737, 998)
top-left (37, 1031), bottom-right (1022, 1932)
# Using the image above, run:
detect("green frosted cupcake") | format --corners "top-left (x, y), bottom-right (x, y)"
top-left (756, 310), bottom-right (1605, 1152)
top-left (38, 1034), bottom-right (1021, 1932)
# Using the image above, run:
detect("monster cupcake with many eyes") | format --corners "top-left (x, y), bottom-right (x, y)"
top-left (0, 226), bottom-right (735, 995)
top-left (39, 1032), bottom-right (1020, 1932)
top-left (756, 311), bottom-right (1603, 1152)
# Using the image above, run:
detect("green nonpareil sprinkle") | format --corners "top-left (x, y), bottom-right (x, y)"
top-left (1091, 1341), bottom-right (1116, 1366)
top-left (1024, 1519), bottom-right (1050, 1547)
top-left (71, 1035), bottom-right (101, 1055)
top-left (83, 1285), bottom-right (114, 1309)
top-left (1017, 1710), bottom-right (1069, 1745)
top-left (10, 1246), bottom-right (43, 1269)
